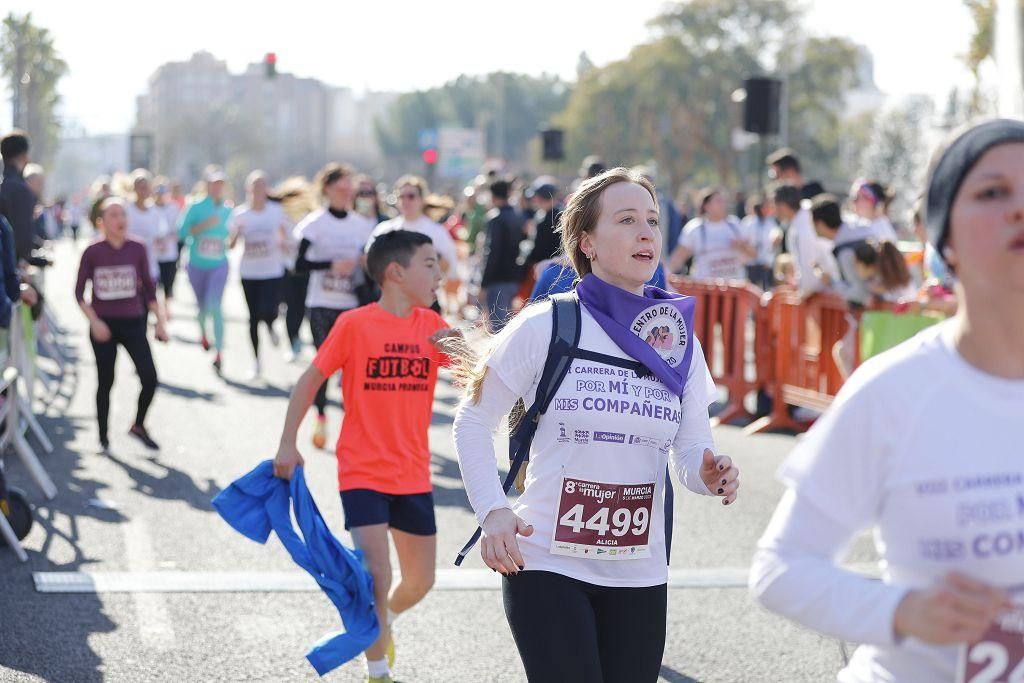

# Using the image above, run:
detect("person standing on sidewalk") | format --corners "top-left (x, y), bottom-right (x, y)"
top-left (76, 197), bottom-right (168, 451)
top-left (480, 179), bottom-right (525, 332)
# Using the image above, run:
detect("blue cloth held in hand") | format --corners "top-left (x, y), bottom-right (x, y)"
top-left (212, 461), bottom-right (379, 676)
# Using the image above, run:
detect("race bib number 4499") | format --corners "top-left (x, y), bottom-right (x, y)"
top-left (959, 593), bottom-right (1024, 683)
top-left (550, 477), bottom-right (654, 560)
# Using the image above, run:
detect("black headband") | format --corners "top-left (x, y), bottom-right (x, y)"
top-left (926, 118), bottom-right (1024, 258)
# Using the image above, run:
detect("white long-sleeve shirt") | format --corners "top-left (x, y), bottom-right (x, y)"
top-left (786, 204), bottom-right (839, 296)
top-left (454, 299), bottom-right (717, 587)
top-left (750, 321), bottom-right (1024, 682)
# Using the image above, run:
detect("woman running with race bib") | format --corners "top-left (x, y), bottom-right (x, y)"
top-left (178, 165), bottom-right (232, 374)
top-left (228, 170), bottom-right (291, 378)
top-left (750, 119), bottom-right (1024, 683)
top-left (76, 197), bottom-right (168, 451)
top-left (454, 168), bottom-right (739, 683)
top-left (293, 163), bottom-right (375, 449)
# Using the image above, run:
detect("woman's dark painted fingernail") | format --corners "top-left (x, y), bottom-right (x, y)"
top-left (717, 488), bottom-right (724, 494)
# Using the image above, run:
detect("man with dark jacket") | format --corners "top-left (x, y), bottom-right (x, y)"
top-left (524, 182), bottom-right (562, 268)
top-left (766, 148), bottom-right (825, 201)
top-left (481, 179), bottom-right (525, 333)
top-left (0, 131), bottom-right (39, 261)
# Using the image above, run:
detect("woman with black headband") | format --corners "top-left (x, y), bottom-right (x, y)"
top-left (751, 118), bottom-right (1024, 682)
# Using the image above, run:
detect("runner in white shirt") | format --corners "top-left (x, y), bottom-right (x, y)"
top-left (293, 163), bottom-right (376, 449)
top-left (124, 169), bottom-right (164, 286)
top-left (228, 171), bottom-right (292, 378)
top-left (152, 178), bottom-right (182, 311)
top-left (454, 168), bottom-right (739, 683)
top-left (668, 187), bottom-right (754, 281)
top-left (750, 119), bottom-right (1024, 683)
top-left (741, 194), bottom-right (781, 290)
top-left (773, 185), bottom-right (839, 296)
top-left (370, 175), bottom-right (458, 285)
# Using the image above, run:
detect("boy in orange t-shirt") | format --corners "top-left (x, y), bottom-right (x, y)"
top-left (274, 230), bottom-right (457, 683)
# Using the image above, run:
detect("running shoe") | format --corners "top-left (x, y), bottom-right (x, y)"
top-left (213, 353), bottom-right (222, 375)
top-left (312, 415), bottom-right (327, 450)
top-left (288, 338), bottom-right (302, 362)
top-left (386, 636), bottom-right (395, 669)
top-left (128, 424), bottom-right (159, 450)
top-left (248, 361), bottom-right (262, 380)
top-left (201, 335), bottom-right (210, 351)
top-left (366, 676), bottom-right (393, 683)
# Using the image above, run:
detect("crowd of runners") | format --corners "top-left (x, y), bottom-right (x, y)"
top-left (2, 115), bottom-right (1022, 682)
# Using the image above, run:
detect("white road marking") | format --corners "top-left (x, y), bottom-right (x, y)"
top-left (34, 564), bottom-right (879, 593)
top-left (122, 519), bottom-right (177, 650)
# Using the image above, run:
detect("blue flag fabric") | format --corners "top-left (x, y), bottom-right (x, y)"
top-left (213, 461), bottom-right (379, 676)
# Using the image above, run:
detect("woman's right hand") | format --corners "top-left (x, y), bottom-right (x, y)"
top-left (273, 443), bottom-right (305, 480)
top-left (90, 319), bottom-right (112, 343)
top-left (480, 507), bottom-right (533, 575)
top-left (893, 572), bottom-right (1011, 644)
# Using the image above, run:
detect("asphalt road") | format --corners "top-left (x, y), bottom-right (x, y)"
top-left (0, 237), bottom-right (875, 682)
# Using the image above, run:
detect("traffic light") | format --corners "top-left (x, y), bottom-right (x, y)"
top-left (422, 147), bottom-right (438, 165)
top-left (264, 52), bottom-right (277, 79)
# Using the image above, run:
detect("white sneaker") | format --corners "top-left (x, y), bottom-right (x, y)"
top-left (248, 361), bottom-right (262, 380)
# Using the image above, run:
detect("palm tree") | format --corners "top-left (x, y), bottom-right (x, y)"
top-left (1, 12), bottom-right (68, 166)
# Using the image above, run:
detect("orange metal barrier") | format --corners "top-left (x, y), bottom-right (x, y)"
top-left (744, 290), bottom-right (855, 434)
top-left (670, 278), bottom-right (766, 426)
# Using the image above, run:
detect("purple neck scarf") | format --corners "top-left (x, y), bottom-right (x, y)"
top-left (575, 273), bottom-right (696, 397)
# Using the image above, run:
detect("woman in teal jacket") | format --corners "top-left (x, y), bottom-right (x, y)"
top-left (178, 166), bottom-right (232, 373)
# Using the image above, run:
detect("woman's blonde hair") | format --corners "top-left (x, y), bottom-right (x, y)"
top-left (450, 167), bottom-right (659, 407)
top-left (560, 167), bottom-right (658, 279)
top-left (446, 167), bottom-right (660, 490)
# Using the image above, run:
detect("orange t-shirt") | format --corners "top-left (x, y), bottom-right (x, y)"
top-left (312, 303), bottom-right (449, 494)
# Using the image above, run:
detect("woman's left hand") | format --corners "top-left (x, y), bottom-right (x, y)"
top-left (699, 449), bottom-right (739, 505)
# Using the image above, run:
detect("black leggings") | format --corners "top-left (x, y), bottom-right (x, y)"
top-left (503, 570), bottom-right (667, 683)
top-left (283, 271), bottom-right (309, 346)
top-left (90, 316), bottom-right (158, 441)
top-left (158, 260), bottom-right (179, 299)
top-left (308, 306), bottom-right (349, 416)
top-left (240, 277), bottom-right (282, 358)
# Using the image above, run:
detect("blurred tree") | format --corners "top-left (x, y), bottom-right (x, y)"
top-left (374, 72), bottom-right (571, 169)
top-left (555, 0), bottom-right (861, 194)
top-left (859, 97), bottom-right (933, 222)
top-left (962, 0), bottom-right (1023, 115)
top-left (1, 12), bottom-right (68, 167)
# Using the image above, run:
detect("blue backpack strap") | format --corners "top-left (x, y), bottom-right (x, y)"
top-left (455, 295), bottom-right (580, 566)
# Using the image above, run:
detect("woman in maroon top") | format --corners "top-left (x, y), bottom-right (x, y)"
top-left (76, 197), bottom-right (168, 450)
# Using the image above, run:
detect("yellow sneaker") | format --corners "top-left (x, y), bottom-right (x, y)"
top-left (366, 676), bottom-right (392, 683)
top-left (312, 415), bottom-right (327, 449)
top-left (386, 635), bottom-right (395, 669)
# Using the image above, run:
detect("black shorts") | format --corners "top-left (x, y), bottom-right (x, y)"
top-left (339, 489), bottom-right (436, 535)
